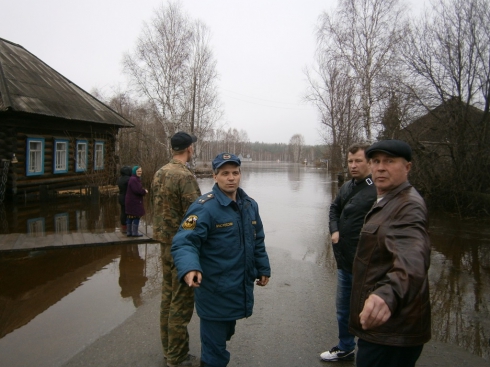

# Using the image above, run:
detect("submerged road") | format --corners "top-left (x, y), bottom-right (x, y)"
top-left (61, 246), bottom-right (488, 367)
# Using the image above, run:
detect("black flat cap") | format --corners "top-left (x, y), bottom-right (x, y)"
top-left (171, 131), bottom-right (197, 150)
top-left (366, 139), bottom-right (412, 162)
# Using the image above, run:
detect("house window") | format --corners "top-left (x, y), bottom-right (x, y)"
top-left (27, 217), bottom-right (45, 236)
top-left (76, 210), bottom-right (87, 231)
top-left (26, 138), bottom-right (45, 176)
top-left (76, 140), bottom-right (88, 172)
top-left (94, 141), bottom-right (104, 170)
top-left (54, 139), bottom-right (69, 173)
top-left (54, 213), bottom-right (69, 234)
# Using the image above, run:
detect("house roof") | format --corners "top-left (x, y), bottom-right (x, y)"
top-left (401, 98), bottom-right (486, 143)
top-left (0, 38), bottom-right (133, 127)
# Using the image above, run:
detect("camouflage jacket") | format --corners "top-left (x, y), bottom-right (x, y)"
top-left (152, 159), bottom-right (201, 245)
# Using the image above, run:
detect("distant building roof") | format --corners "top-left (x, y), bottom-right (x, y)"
top-left (401, 97), bottom-right (486, 144)
top-left (0, 38), bottom-right (133, 127)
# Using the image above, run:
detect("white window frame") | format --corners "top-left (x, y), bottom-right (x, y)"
top-left (76, 140), bottom-right (88, 172)
top-left (26, 138), bottom-right (45, 176)
top-left (54, 139), bottom-right (69, 174)
top-left (94, 141), bottom-right (104, 170)
top-left (54, 213), bottom-right (69, 234)
top-left (27, 217), bottom-right (45, 236)
top-left (76, 210), bottom-right (87, 231)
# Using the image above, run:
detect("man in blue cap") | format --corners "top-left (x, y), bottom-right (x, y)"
top-left (172, 152), bottom-right (271, 367)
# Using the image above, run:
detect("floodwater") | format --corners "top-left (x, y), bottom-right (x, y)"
top-left (0, 162), bottom-right (488, 366)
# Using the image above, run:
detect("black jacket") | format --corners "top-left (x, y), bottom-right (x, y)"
top-left (329, 175), bottom-right (377, 272)
top-left (117, 166), bottom-right (132, 206)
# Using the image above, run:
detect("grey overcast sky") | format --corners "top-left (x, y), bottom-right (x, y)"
top-left (1, 0), bottom-right (426, 145)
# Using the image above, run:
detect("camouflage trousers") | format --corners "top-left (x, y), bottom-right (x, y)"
top-left (160, 243), bottom-right (195, 365)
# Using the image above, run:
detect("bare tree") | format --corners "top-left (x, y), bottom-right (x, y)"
top-left (402, 0), bottom-right (490, 213)
top-left (123, 1), bottom-right (221, 160)
top-left (185, 20), bottom-right (223, 165)
top-left (317, 0), bottom-right (408, 141)
top-left (105, 92), bottom-right (167, 187)
top-left (288, 134), bottom-right (305, 163)
top-left (305, 53), bottom-right (363, 170)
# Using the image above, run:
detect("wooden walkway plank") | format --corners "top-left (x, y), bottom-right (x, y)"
top-left (13, 235), bottom-right (38, 250)
top-left (71, 232), bottom-right (86, 245)
top-left (81, 232), bottom-right (96, 245)
top-left (0, 233), bottom-right (21, 250)
top-left (102, 232), bottom-right (115, 243)
top-left (0, 228), bottom-right (158, 252)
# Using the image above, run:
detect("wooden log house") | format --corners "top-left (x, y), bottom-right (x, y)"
top-left (0, 38), bottom-right (133, 201)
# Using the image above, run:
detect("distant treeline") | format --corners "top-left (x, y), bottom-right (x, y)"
top-left (199, 141), bottom-right (327, 164)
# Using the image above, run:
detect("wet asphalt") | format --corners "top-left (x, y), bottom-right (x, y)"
top-left (61, 246), bottom-right (488, 367)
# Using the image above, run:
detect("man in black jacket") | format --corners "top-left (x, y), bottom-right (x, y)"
top-left (320, 143), bottom-right (377, 362)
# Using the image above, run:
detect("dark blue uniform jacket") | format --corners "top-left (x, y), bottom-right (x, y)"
top-left (172, 183), bottom-right (271, 321)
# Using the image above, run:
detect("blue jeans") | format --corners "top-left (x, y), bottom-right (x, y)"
top-left (336, 269), bottom-right (355, 351)
top-left (200, 318), bottom-right (236, 367)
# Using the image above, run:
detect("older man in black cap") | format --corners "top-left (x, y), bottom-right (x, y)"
top-left (172, 153), bottom-right (271, 367)
top-left (152, 131), bottom-right (201, 367)
top-left (349, 140), bottom-right (431, 367)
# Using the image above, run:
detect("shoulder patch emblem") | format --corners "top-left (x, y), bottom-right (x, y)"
top-left (182, 215), bottom-right (198, 230)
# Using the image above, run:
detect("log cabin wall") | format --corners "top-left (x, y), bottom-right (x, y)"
top-left (0, 193), bottom-right (119, 235)
top-left (2, 115), bottom-right (118, 200)
top-left (0, 38), bottom-right (134, 202)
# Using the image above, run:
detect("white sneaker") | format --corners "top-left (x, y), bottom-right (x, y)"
top-left (320, 346), bottom-right (355, 361)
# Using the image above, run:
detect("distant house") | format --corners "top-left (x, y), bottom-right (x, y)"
top-left (0, 38), bottom-right (133, 201)
top-left (399, 97), bottom-right (490, 198)
top-left (400, 97), bottom-right (487, 157)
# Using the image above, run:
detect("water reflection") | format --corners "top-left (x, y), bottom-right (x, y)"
top-left (119, 245), bottom-right (148, 307)
top-left (287, 163), bottom-right (302, 191)
top-left (0, 246), bottom-right (118, 339)
top-left (0, 244), bottom-right (161, 367)
top-left (0, 163), bottom-right (488, 364)
top-left (238, 162), bottom-right (332, 264)
top-left (0, 193), bottom-right (121, 236)
top-left (429, 214), bottom-right (490, 361)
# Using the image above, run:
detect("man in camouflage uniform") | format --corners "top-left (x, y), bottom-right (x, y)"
top-left (152, 131), bottom-right (202, 367)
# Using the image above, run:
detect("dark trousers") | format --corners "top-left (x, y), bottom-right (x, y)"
top-left (200, 318), bottom-right (236, 367)
top-left (120, 204), bottom-right (127, 225)
top-left (356, 339), bottom-right (424, 367)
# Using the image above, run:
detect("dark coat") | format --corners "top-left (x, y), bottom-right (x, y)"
top-left (117, 166), bottom-right (132, 207)
top-left (172, 184), bottom-right (271, 321)
top-left (329, 176), bottom-right (377, 272)
top-left (349, 181), bottom-right (431, 346)
top-left (125, 175), bottom-right (147, 217)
